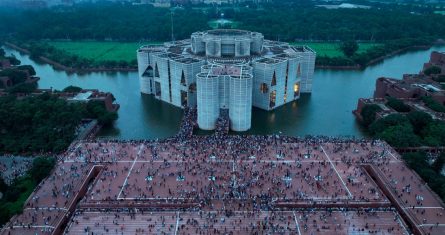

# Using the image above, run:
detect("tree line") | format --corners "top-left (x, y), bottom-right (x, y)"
top-left (0, 48), bottom-right (20, 65)
top-left (317, 37), bottom-right (435, 67)
top-left (0, 2), bottom-right (444, 42)
top-left (360, 99), bottom-right (445, 148)
top-left (0, 91), bottom-right (118, 155)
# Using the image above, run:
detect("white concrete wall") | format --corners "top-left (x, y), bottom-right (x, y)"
top-left (300, 48), bottom-right (316, 93)
top-left (137, 50), bottom-right (152, 94)
top-left (229, 75), bottom-right (252, 131)
top-left (197, 74), bottom-right (220, 130)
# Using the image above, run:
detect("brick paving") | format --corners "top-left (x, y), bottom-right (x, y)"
top-left (1, 134), bottom-right (445, 234)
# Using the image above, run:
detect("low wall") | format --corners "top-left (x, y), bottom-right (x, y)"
top-left (275, 201), bottom-right (391, 209)
top-left (362, 164), bottom-right (423, 235)
top-left (51, 165), bottom-right (103, 235)
top-left (79, 202), bottom-right (200, 210)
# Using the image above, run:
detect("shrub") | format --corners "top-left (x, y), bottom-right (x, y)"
top-left (407, 111), bottom-right (432, 135)
top-left (386, 97), bottom-right (410, 112)
top-left (422, 96), bottom-right (445, 113)
top-left (369, 113), bottom-right (409, 134)
top-left (360, 104), bottom-right (381, 127)
top-left (62, 85), bottom-right (83, 93)
top-left (376, 124), bottom-right (421, 147)
top-left (424, 66), bottom-right (442, 76)
top-left (30, 157), bottom-right (56, 182)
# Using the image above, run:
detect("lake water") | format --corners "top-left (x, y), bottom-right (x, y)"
top-left (4, 46), bottom-right (445, 140)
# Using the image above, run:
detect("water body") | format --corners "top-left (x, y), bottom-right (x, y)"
top-left (4, 46), bottom-right (445, 139)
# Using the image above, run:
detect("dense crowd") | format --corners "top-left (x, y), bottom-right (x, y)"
top-left (66, 208), bottom-right (408, 234)
top-left (0, 157), bottom-right (32, 184)
top-left (215, 109), bottom-right (230, 136)
top-left (175, 108), bottom-right (197, 141)
top-left (2, 109), bottom-right (445, 235)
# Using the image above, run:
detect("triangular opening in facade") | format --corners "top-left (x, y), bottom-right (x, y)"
top-left (181, 70), bottom-right (186, 85)
top-left (271, 71), bottom-right (277, 86)
top-left (143, 65), bottom-right (153, 77)
top-left (155, 63), bottom-right (160, 77)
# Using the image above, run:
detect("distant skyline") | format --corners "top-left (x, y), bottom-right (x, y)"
top-left (0, 0), bottom-right (270, 7)
top-left (1, 0), bottom-right (444, 8)
top-left (0, 0), bottom-right (133, 7)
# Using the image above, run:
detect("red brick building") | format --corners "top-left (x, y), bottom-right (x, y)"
top-left (374, 74), bottom-right (445, 105)
top-left (423, 51), bottom-right (445, 75)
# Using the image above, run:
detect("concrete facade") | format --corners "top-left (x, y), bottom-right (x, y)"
top-left (137, 29), bottom-right (316, 131)
top-left (197, 72), bottom-right (220, 130)
top-left (229, 72), bottom-right (253, 131)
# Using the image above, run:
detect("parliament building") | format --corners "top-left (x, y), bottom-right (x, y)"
top-left (137, 29), bottom-right (316, 131)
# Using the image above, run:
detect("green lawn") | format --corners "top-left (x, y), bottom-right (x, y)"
top-left (48, 41), bottom-right (382, 63)
top-left (48, 41), bottom-right (163, 63)
top-left (290, 42), bottom-right (383, 57)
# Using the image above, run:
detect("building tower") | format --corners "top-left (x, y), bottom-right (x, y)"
top-left (137, 29), bottom-right (316, 132)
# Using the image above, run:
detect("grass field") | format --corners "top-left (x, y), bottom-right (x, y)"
top-left (48, 41), bottom-right (383, 63)
top-left (291, 42), bottom-right (383, 57)
top-left (48, 41), bottom-right (163, 63)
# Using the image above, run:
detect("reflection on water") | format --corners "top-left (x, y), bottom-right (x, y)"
top-left (99, 94), bottom-right (183, 139)
top-left (3, 45), bottom-right (445, 139)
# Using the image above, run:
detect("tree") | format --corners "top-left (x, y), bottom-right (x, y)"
top-left (0, 155), bottom-right (56, 227)
top-left (386, 97), bottom-right (410, 112)
top-left (28, 44), bottom-right (46, 59)
top-left (0, 205), bottom-right (10, 226)
top-left (377, 124), bottom-right (421, 147)
top-left (432, 153), bottom-right (445, 174)
top-left (86, 100), bottom-right (118, 126)
top-left (0, 93), bottom-right (118, 154)
top-left (433, 75), bottom-right (445, 83)
top-left (29, 157), bottom-right (56, 182)
top-left (98, 112), bottom-right (118, 126)
top-left (0, 69), bottom-right (28, 85)
top-left (4, 184), bottom-right (22, 201)
top-left (424, 66), bottom-right (442, 76)
top-left (8, 56), bottom-right (21, 66)
top-left (407, 111), bottom-right (432, 135)
top-left (422, 121), bottom-right (445, 146)
top-left (360, 104), bottom-right (381, 127)
top-left (340, 41), bottom-right (359, 57)
top-left (7, 83), bottom-right (37, 94)
top-left (422, 96), bottom-right (445, 113)
top-left (0, 178), bottom-right (7, 192)
top-left (403, 152), bottom-right (445, 202)
top-left (62, 85), bottom-right (83, 93)
top-left (16, 65), bottom-right (36, 76)
top-left (369, 114), bottom-right (410, 134)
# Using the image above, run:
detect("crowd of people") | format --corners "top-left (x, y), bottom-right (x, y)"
top-left (0, 156), bottom-right (32, 184)
top-left (57, 136), bottom-right (428, 234)
top-left (65, 208), bottom-right (409, 234)
top-left (215, 109), bottom-right (230, 136)
top-left (2, 109), bottom-right (445, 235)
top-left (175, 108), bottom-right (197, 141)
